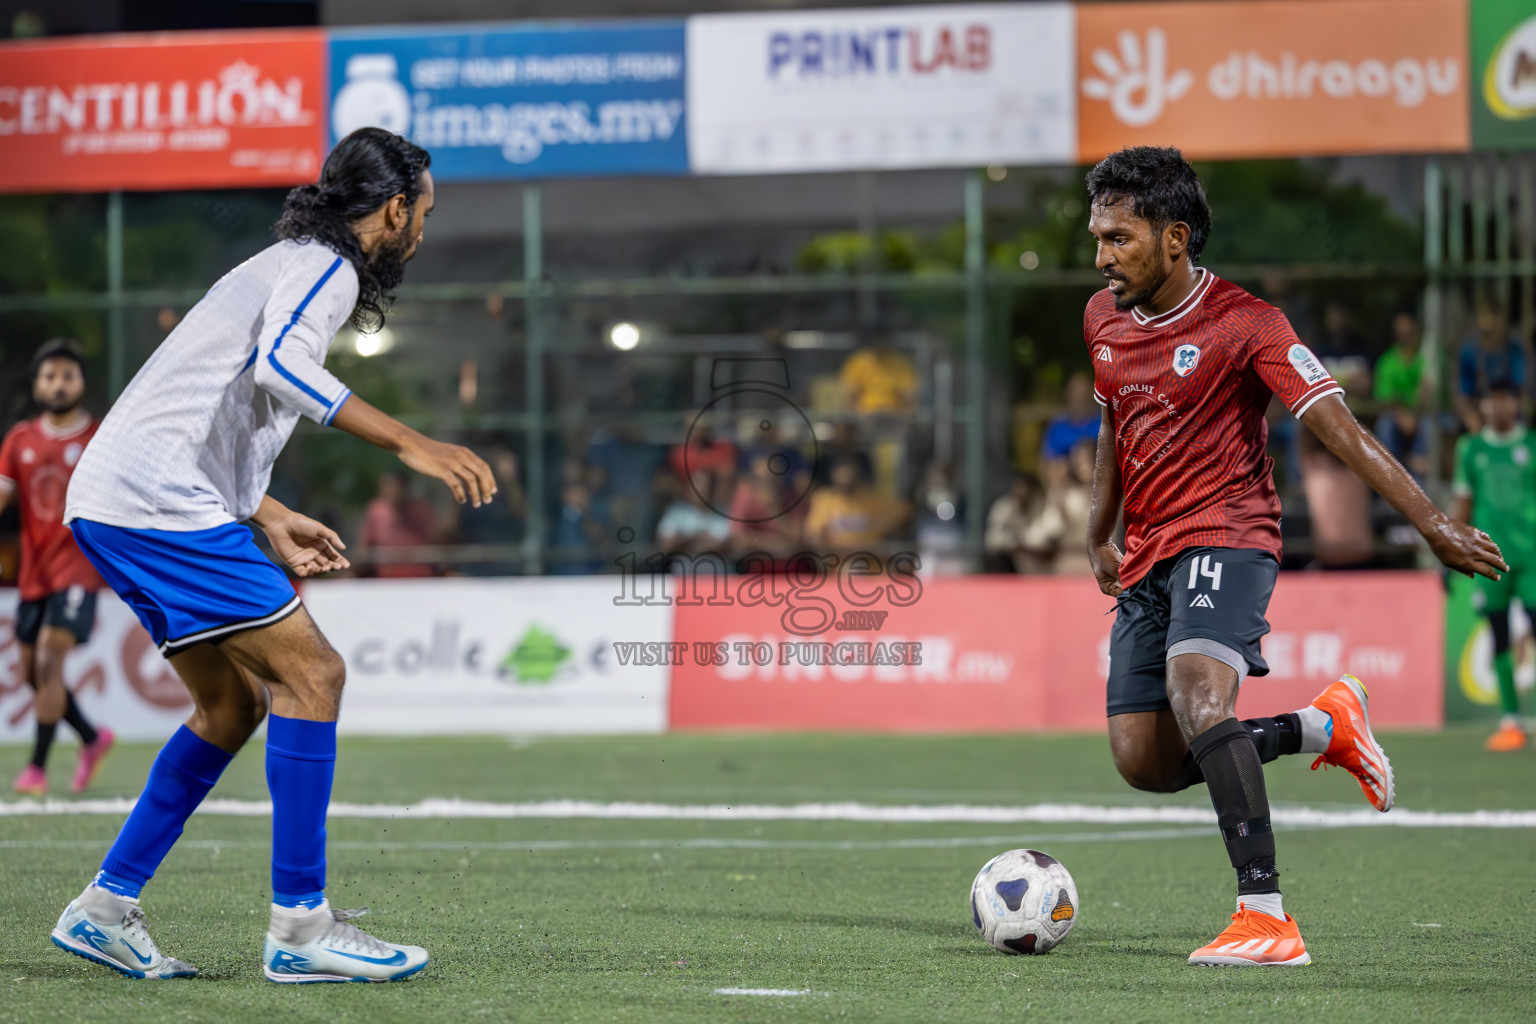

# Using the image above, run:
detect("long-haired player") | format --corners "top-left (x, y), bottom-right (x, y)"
top-left (50, 128), bottom-right (495, 983)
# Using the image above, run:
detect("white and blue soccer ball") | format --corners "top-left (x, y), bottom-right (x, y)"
top-left (970, 849), bottom-right (1079, 954)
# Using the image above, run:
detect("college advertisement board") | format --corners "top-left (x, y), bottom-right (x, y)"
top-left (327, 22), bottom-right (688, 181)
top-left (0, 30), bottom-right (325, 193)
top-left (669, 572), bottom-right (1445, 732)
top-left (1471, 0), bottom-right (1536, 150)
top-left (300, 578), bottom-right (672, 735)
top-left (686, 3), bottom-right (1076, 174)
top-left (1076, 0), bottom-right (1470, 161)
top-left (0, 590), bottom-right (193, 743)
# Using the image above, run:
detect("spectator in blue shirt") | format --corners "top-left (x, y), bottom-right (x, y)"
top-left (1458, 300), bottom-right (1527, 432)
top-left (1042, 371), bottom-right (1101, 465)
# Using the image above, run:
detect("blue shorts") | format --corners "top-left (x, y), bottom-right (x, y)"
top-left (70, 519), bottom-right (300, 657)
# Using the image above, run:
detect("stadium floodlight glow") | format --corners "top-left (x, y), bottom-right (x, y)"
top-left (1019, 251), bottom-right (1040, 271)
top-left (354, 326), bottom-right (392, 357)
top-left (609, 322), bottom-right (641, 351)
top-left (986, 164), bottom-right (1007, 182)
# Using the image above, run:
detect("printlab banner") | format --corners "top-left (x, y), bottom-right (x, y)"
top-left (1076, 0), bottom-right (1470, 161)
top-left (0, 590), bottom-right (193, 744)
top-left (301, 578), bottom-right (672, 735)
top-left (670, 572), bottom-right (1445, 732)
top-left (0, 29), bottom-right (325, 193)
top-left (686, 3), bottom-right (1077, 173)
top-left (327, 22), bottom-right (688, 181)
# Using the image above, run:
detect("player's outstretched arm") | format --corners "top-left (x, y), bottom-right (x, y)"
top-left (1300, 393), bottom-right (1507, 581)
top-left (330, 393), bottom-right (496, 507)
top-left (1086, 405), bottom-right (1126, 596)
top-left (251, 494), bottom-right (351, 577)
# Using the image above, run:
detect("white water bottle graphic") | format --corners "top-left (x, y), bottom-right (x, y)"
top-left (332, 53), bottom-right (412, 139)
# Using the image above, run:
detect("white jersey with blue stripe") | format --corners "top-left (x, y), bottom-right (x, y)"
top-left (66, 239), bottom-right (358, 532)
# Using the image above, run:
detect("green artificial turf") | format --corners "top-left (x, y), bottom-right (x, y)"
top-left (1, 726), bottom-right (1532, 1023)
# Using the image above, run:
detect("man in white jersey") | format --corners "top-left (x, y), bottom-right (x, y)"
top-left (50, 128), bottom-right (494, 983)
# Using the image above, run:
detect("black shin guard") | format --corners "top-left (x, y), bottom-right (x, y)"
top-left (62, 692), bottom-right (98, 746)
top-left (1189, 717), bottom-right (1280, 896)
top-left (1243, 714), bottom-right (1303, 763)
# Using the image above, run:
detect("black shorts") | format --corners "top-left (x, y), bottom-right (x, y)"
top-left (1105, 546), bottom-right (1277, 716)
top-left (15, 586), bottom-right (97, 646)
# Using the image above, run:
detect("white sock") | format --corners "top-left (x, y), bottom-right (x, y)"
top-left (1295, 705), bottom-right (1332, 754)
top-left (1239, 892), bottom-right (1285, 921)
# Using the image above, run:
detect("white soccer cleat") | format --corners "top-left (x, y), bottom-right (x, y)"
top-left (51, 884), bottom-right (198, 979)
top-left (263, 902), bottom-right (428, 983)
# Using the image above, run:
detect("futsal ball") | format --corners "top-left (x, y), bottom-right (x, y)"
top-left (969, 849), bottom-right (1078, 954)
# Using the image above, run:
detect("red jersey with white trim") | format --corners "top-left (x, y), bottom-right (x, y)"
top-left (1085, 271), bottom-right (1342, 588)
top-left (0, 416), bottom-right (104, 601)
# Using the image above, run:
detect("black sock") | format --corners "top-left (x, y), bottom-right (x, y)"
top-left (62, 693), bottom-right (98, 746)
top-left (1189, 717), bottom-right (1280, 896)
top-left (30, 722), bottom-right (57, 770)
top-left (1243, 713), bottom-right (1303, 763)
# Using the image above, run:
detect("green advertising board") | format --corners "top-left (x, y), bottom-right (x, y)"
top-left (1473, 0), bottom-right (1536, 149)
top-left (1444, 571), bottom-right (1536, 720)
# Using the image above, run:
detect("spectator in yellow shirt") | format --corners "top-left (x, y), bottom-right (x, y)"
top-left (804, 456), bottom-right (910, 553)
top-left (839, 339), bottom-right (917, 415)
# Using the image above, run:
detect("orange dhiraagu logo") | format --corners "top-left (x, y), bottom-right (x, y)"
top-left (1077, 0), bottom-right (1470, 161)
top-left (1484, 12), bottom-right (1536, 120)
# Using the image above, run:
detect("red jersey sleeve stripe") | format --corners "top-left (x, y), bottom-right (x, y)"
top-left (1291, 384), bottom-right (1344, 418)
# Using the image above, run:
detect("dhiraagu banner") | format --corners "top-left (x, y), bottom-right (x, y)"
top-left (327, 21), bottom-right (688, 180)
top-left (1444, 572), bottom-right (1535, 720)
top-left (1472, 0), bottom-right (1536, 150)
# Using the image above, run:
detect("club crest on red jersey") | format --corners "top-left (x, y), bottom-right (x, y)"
top-left (1172, 344), bottom-right (1201, 377)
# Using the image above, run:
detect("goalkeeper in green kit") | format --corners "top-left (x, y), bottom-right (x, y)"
top-left (1451, 378), bottom-right (1536, 751)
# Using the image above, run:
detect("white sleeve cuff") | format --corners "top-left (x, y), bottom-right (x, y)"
top-left (1292, 385), bottom-right (1344, 419)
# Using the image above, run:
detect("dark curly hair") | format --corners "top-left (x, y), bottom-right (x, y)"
top-left (275, 127), bottom-right (431, 332)
top-left (1085, 146), bottom-right (1211, 265)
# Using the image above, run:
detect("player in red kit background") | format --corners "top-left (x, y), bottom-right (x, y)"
top-left (1, 340), bottom-right (115, 796)
top-left (1082, 148), bottom-right (1504, 967)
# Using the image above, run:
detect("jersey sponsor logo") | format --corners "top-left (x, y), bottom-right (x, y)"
top-left (20, 447), bottom-right (34, 464)
top-left (1172, 344), bottom-right (1201, 377)
top-left (1287, 344), bottom-right (1329, 386)
top-left (64, 442), bottom-right (83, 466)
top-left (1096, 345), bottom-right (1113, 362)
top-left (1189, 593), bottom-right (1216, 609)
top-left (1516, 446), bottom-right (1530, 467)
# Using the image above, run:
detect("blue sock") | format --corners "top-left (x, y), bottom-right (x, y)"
top-left (97, 726), bottom-right (233, 899)
top-left (266, 714), bottom-right (336, 908)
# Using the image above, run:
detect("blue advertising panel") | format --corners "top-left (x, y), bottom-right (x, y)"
top-left (328, 22), bottom-right (688, 180)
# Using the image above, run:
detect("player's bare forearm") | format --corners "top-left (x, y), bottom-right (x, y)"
top-left (1450, 494), bottom-right (1472, 527)
top-left (1087, 405), bottom-right (1126, 595)
top-left (1301, 393), bottom-right (1506, 580)
top-left (249, 493), bottom-right (291, 530)
top-left (330, 392), bottom-right (497, 506)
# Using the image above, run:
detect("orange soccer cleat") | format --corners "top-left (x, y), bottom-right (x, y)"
top-left (1309, 674), bottom-right (1394, 812)
top-left (1188, 904), bottom-right (1311, 967)
top-left (1484, 723), bottom-right (1528, 753)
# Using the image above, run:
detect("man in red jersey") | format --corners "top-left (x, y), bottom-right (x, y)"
top-left (1082, 148), bottom-right (1504, 967)
top-left (1, 340), bottom-right (115, 796)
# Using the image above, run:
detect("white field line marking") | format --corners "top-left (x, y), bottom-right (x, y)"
top-left (1, 798), bottom-right (1534, 828)
top-left (0, 827), bottom-right (1220, 853)
top-left (714, 988), bottom-right (812, 997)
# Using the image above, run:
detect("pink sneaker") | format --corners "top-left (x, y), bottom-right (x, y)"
top-left (13, 763), bottom-right (47, 797)
top-left (72, 728), bottom-right (115, 794)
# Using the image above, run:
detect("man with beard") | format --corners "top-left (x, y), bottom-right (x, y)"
top-left (2, 339), bottom-right (115, 797)
top-left (1082, 146), bottom-right (1503, 966)
top-left (50, 128), bottom-right (495, 983)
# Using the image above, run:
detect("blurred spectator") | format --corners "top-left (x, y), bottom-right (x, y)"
top-left (840, 335), bottom-right (917, 415)
top-left (738, 417), bottom-right (811, 494)
top-left (588, 425), bottom-right (664, 541)
top-left (914, 462), bottom-right (967, 576)
top-left (1042, 372), bottom-right (1101, 466)
top-left (668, 417), bottom-right (736, 486)
top-left (804, 455), bottom-right (909, 553)
top-left (984, 472), bottom-right (1063, 574)
top-left (1299, 428), bottom-right (1374, 569)
top-left (729, 453), bottom-right (803, 557)
top-left (1261, 271), bottom-right (1317, 347)
top-left (357, 471), bottom-right (439, 578)
top-left (1315, 301), bottom-right (1371, 395)
top-left (1457, 299), bottom-right (1527, 433)
top-left (1372, 312), bottom-right (1430, 473)
top-left (1048, 440), bottom-right (1095, 576)
top-left (814, 421), bottom-right (873, 487)
top-left (549, 478), bottom-right (609, 575)
top-left (456, 446), bottom-right (528, 575)
top-left (656, 471), bottom-right (732, 555)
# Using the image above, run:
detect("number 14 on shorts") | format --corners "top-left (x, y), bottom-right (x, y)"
top-left (1187, 554), bottom-right (1222, 601)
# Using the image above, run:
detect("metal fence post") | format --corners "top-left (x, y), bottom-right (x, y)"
top-left (523, 185), bottom-right (546, 575)
top-left (963, 172), bottom-right (986, 566)
top-left (107, 191), bottom-right (126, 397)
